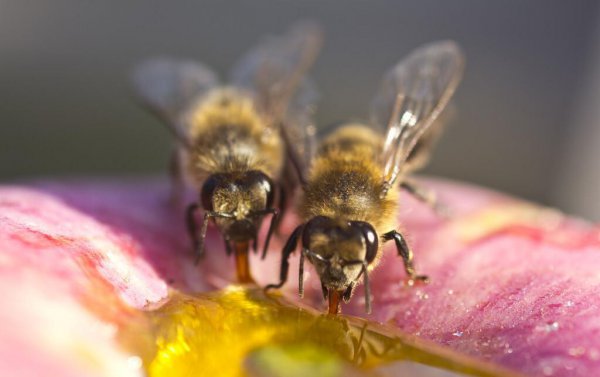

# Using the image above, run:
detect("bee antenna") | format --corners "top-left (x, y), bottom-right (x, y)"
top-left (362, 262), bottom-right (372, 314)
top-left (298, 249), bottom-right (306, 298)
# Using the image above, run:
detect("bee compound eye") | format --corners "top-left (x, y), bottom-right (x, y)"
top-left (301, 216), bottom-right (337, 251)
top-left (200, 174), bottom-right (222, 211)
top-left (246, 171), bottom-right (275, 208)
top-left (262, 176), bottom-right (275, 208)
top-left (351, 221), bottom-right (379, 264)
top-left (306, 216), bottom-right (334, 232)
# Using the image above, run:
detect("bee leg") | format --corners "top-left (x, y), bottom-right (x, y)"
top-left (273, 183), bottom-right (287, 235)
top-left (252, 236), bottom-right (259, 255)
top-left (194, 211), bottom-right (216, 265)
top-left (382, 230), bottom-right (429, 284)
top-left (361, 263), bottom-right (372, 314)
top-left (186, 204), bottom-right (215, 265)
top-left (169, 149), bottom-right (185, 207)
top-left (260, 208), bottom-right (279, 259)
top-left (264, 224), bottom-right (303, 292)
top-left (400, 179), bottom-right (450, 218)
top-left (298, 249), bottom-right (306, 298)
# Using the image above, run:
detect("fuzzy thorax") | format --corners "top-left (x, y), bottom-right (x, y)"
top-left (183, 88), bottom-right (284, 182)
top-left (299, 125), bottom-right (399, 233)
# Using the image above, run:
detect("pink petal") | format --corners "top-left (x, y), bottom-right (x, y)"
top-left (1, 178), bottom-right (599, 377)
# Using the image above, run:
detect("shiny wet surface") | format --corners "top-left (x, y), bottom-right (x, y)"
top-left (130, 287), bottom-right (520, 377)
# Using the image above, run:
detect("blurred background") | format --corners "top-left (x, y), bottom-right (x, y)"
top-left (2, 1), bottom-right (600, 220)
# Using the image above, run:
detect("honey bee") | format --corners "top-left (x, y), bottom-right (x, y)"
top-left (132, 22), bottom-right (322, 283)
top-left (266, 41), bottom-right (464, 313)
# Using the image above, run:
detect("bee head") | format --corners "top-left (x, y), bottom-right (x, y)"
top-left (200, 170), bottom-right (275, 241)
top-left (301, 216), bottom-right (378, 311)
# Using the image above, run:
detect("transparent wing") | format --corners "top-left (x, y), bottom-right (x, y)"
top-left (280, 78), bottom-right (319, 185)
top-left (402, 104), bottom-right (455, 174)
top-left (370, 41), bottom-right (464, 186)
top-left (230, 21), bottom-right (322, 126)
top-left (131, 57), bottom-right (219, 146)
top-left (231, 21), bottom-right (322, 184)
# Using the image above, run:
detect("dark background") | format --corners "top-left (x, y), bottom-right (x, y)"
top-left (2, 1), bottom-right (600, 219)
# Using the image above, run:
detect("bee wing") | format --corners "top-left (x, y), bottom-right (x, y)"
top-left (231, 21), bottom-right (322, 184)
top-left (370, 41), bottom-right (464, 186)
top-left (280, 78), bottom-right (319, 186)
top-left (131, 58), bottom-right (219, 147)
top-left (231, 21), bottom-right (322, 125)
top-left (401, 107), bottom-right (454, 174)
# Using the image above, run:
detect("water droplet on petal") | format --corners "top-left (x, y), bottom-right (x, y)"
top-left (568, 347), bottom-right (586, 357)
top-left (547, 322), bottom-right (559, 332)
top-left (565, 300), bottom-right (574, 307)
top-left (415, 290), bottom-right (428, 300)
top-left (452, 331), bottom-right (463, 337)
